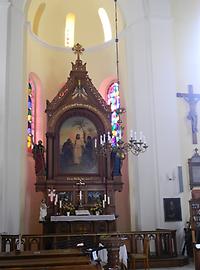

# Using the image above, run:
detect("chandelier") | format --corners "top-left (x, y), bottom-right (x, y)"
top-left (97, 0), bottom-right (148, 159)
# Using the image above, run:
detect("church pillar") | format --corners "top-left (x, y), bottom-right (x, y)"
top-left (0, 0), bottom-right (11, 233)
top-left (0, 0), bottom-right (26, 234)
top-left (123, 0), bottom-right (182, 232)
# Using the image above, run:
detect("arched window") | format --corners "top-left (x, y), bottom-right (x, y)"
top-left (107, 82), bottom-right (121, 145)
top-left (98, 8), bottom-right (112, 42)
top-left (33, 3), bottom-right (46, 35)
top-left (65, 13), bottom-right (75, 47)
top-left (27, 78), bottom-right (35, 152)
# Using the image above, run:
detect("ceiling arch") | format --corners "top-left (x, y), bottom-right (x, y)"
top-left (24, 0), bottom-right (124, 48)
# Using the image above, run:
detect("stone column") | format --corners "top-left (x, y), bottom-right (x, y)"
top-left (0, 0), bottom-right (11, 233)
top-left (0, 0), bottom-right (26, 234)
top-left (124, 0), bottom-right (181, 231)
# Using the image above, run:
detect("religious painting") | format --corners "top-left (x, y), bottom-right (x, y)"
top-left (87, 191), bottom-right (104, 204)
top-left (163, 198), bottom-right (182, 222)
top-left (59, 116), bottom-right (98, 174)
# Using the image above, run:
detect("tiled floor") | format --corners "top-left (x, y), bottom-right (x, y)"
top-left (151, 261), bottom-right (194, 270)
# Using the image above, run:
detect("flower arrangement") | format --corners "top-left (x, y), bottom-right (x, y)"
top-left (90, 200), bottom-right (103, 214)
top-left (62, 201), bottom-right (75, 215)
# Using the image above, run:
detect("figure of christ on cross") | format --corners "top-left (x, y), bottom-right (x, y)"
top-left (177, 85), bottom-right (200, 144)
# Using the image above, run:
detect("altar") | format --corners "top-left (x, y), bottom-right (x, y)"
top-left (43, 215), bottom-right (117, 234)
top-left (34, 44), bottom-right (123, 235)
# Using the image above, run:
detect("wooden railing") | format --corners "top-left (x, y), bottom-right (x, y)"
top-left (0, 230), bottom-right (177, 259)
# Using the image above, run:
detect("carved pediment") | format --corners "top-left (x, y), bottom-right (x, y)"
top-left (46, 44), bottom-right (111, 121)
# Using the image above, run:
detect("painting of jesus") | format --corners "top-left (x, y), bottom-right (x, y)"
top-left (59, 116), bottom-right (98, 174)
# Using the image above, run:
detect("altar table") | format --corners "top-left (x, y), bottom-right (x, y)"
top-left (43, 214), bottom-right (116, 234)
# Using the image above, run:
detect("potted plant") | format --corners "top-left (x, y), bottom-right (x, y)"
top-left (90, 200), bottom-right (103, 215)
top-left (62, 201), bottom-right (75, 216)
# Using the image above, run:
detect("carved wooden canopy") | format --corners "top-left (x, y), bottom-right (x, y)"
top-left (35, 44), bottom-right (123, 214)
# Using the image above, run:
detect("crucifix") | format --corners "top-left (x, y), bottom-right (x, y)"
top-left (72, 43), bottom-right (85, 61)
top-left (177, 85), bottom-right (200, 144)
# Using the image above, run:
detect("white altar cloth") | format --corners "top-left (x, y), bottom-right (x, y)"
top-left (50, 214), bottom-right (116, 222)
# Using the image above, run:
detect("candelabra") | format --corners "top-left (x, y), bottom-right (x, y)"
top-left (113, 133), bottom-right (148, 159)
top-left (95, 130), bottom-right (148, 160)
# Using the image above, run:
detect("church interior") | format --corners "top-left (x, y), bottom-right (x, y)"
top-left (1, 0), bottom-right (200, 269)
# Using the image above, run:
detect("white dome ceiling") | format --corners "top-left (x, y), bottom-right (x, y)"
top-left (27, 0), bottom-right (124, 48)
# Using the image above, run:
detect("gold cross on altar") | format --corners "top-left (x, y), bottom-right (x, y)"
top-left (72, 43), bottom-right (85, 60)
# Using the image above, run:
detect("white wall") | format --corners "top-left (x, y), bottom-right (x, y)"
top-left (172, 0), bottom-right (200, 171)
top-left (120, 0), bottom-right (193, 252)
top-left (0, 0), bottom-right (11, 233)
top-left (2, 0), bottom-right (199, 253)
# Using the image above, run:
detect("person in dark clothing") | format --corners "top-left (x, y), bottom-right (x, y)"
top-left (62, 138), bottom-right (74, 166)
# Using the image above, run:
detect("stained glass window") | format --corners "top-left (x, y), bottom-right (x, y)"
top-left (107, 82), bottom-right (121, 145)
top-left (27, 79), bottom-right (35, 152)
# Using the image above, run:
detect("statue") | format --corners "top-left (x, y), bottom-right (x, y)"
top-left (32, 140), bottom-right (46, 176)
top-left (39, 198), bottom-right (48, 221)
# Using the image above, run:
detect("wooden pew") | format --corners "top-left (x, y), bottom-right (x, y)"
top-left (0, 248), bottom-right (99, 270)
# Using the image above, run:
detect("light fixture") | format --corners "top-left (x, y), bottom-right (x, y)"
top-left (97, 0), bottom-right (148, 159)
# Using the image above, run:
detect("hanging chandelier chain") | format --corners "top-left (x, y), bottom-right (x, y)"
top-left (114, 0), bottom-right (120, 85)
top-left (95, 0), bottom-right (148, 159)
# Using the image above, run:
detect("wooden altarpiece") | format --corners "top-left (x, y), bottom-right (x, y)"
top-left (34, 44), bottom-right (123, 234)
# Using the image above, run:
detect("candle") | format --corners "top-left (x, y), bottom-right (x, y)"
top-left (107, 132), bottom-right (111, 142)
top-left (119, 130), bottom-right (122, 140)
top-left (94, 138), bottom-right (97, 148)
top-left (103, 133), bottom-right (106, 143)
top-left (134, 132), bottom-right (137, 140)
top-left (102, 200), bottom-right (105, 208)
top-left (140, 131), bottom-right (143, 140)
top-left (100, 135), bottom-right (103, 145)
top-left (59, 200), bottom-right (62, 208)
top-left (107, 196), bottom-right (110, 205)
top-left (80, 190), bottom-right (82, 201)
top-left (54, 194), bottom-right (58, 205)
top-left (104, 194), bottom-right (107, 202)
top-left (130, 130), bottom-right (133, 138)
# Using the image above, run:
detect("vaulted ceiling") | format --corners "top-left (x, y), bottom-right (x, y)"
top-left (27, 0), bottom-right (124, 48)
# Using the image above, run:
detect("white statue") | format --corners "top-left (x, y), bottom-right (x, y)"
top-left (39, 199), bottom-right (48, 221)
